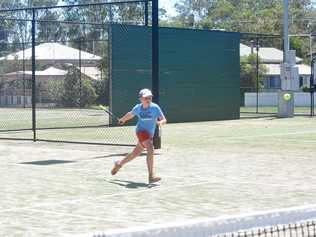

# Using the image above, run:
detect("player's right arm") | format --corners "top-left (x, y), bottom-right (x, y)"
top-left (118, 112), bottom-right (134, 125)
top-left (119, 104), bottom-right (139, 125)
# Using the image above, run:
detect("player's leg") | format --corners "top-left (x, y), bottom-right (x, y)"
top-left (120, 142), bottom-right (144, 166)
top-left (111, 142), bottom-right (143, 175)
top-left (143, 139), bottom-right (161, 183)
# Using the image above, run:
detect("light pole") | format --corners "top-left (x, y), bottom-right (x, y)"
top-left (278, 0), bottom-right (296, 118)
top-left (283, 0), bottom-right (289, 63)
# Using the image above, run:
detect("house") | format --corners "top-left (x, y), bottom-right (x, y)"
top-left (0, 43), bottom-right (103, 107)
top-left (1, 67), bottom-right (63, 105)
top-left (240, 43), bottom-right (311, 91)
top-left (0, 42), bottom-right (101, 66)
top-left (263, 64), bottom-right (311, 90)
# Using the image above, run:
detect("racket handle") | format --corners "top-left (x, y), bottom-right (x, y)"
top-left (153, 125), bottom-right (161, 149)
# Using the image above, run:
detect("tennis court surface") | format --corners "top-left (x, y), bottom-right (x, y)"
top-left (1, 116), bottom-right (316, 236)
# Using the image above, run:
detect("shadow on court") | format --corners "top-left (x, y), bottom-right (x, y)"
top-left (92, 153), bottom-right (128, 159)
top-left (20, 159), bottom-right (76, 166)
top-left (18, 153), bottom-right (162, 166)
top-left (108, 179), bottom-right (158, 189)
top-left (92, 152), bottom-right (160, 160)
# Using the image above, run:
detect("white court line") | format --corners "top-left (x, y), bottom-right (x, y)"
top-left (25, 208), bottom-right (122, 222)
top-left (0, 180), bottom-right (212, 214)
top-left (163, 173), bottom-right (316, 189)
top-left (213, 130), bottom-right (316, 140)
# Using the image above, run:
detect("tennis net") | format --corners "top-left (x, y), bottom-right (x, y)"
top-left (88, 205), bottom-right (316, 237)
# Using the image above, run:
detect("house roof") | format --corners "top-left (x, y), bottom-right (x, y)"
top-left (78, 67), bottom-right (102, 81)
top-left (264, 63), bottom-right (311, 76)
top-left (0, 42), bottom-right (101, 61)
top-left (5, 67), bottom-right (67, 76)
top-left (4, 66), bottom-right (101, 81)
top-left (240, 43), bottom-right (302, 64)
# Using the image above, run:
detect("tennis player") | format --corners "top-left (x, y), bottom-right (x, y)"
top-left (111, 88), bottom-right (167, 183)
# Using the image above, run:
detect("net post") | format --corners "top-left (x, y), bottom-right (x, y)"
top-left (152, 0), bottom-right (160, 149)
top-left (31, 8), bottom-right (37, 142)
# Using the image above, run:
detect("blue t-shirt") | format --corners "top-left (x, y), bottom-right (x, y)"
top-left (132, 102), bottom-right (165, 137)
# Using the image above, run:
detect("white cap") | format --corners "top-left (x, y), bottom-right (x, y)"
top-left (139, 88), bottom-right (153, 98)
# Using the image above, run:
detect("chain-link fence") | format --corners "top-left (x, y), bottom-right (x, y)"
top-left (2, 1), bottom-right (313, 146)
top-left (240, 33), bottom-right (314, 118)
top-left (0, 0), bottom-right (155, 146)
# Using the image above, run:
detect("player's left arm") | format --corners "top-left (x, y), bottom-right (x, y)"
top-left (157, 116), bottom-right (167, 127)
top-left (156, 106), bottom-right (167, 127)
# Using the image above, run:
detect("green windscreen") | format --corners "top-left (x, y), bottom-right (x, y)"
top-left (110, 25), bottom-right (240, 123)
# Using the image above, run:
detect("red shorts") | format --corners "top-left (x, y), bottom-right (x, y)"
top-left (136, 131), bottom-right (152, 148)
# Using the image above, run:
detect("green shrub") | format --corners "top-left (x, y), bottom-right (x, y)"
top-left (46, 80), bottom-right (64, 105)
top-left (81, 79), bottom-right (97, 106)
top-left (61, 66), bottom-right (97, 107)
top-left (301, 86), bottom-right (311, 93)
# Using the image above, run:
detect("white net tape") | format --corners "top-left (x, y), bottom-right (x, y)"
top-left (77, 204), bottom-right (316, 237)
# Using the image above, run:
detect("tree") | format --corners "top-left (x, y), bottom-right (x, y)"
top-left (62, 66), bottom-right (80, 107)
top-left (95, 41), bottom-right (109, 105)
top-left (62, 66), bottom-right (97, 107)
top-left (240, 54), bottom-right (267, 91)
top-left (240, 54), bottom-right (268, 106)
top-left (46, 80), bottom-right (64, 106)
top-left (290, 37), bottom-right (310, 64)
top-left (81, 79), bottom-right (97, 106)
top-left (173, 0), bottom-right (312, 33)
top-left (172, 0), bottom-right (314, 62)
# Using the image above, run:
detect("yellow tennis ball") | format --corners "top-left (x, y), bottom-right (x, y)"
top-left (283, 93), bottom-right (291, 101)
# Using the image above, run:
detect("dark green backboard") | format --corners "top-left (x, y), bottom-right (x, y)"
top-left (110, 25), bottom-right (240, 123)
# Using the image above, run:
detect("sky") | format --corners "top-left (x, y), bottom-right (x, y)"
top-left (57, 0), bottom-right (178, 17)
top-left (160, 0), bottom-right (177, 16)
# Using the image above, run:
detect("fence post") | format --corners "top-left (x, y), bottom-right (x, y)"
top-left (152, 0), bottom-right (161, 149)
top-left (22, 40), bottom-right (26, 108)
top-left (144, 0), bottom-right (149, 26)
top-left (256, 37), bottom-right (259, 113)
top-left (79, 39), bottom-right (82, 107)
top-left (311, 58), bottom-right (315, 116)
top-left (31, 8), bottom-right (36, 142)
top-left (109, 5), bottom-right (113, 23)
top-left (108, 24), bottom-right (113, 125)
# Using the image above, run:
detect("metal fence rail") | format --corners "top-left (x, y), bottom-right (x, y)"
top-left (0, 0), bottom-right (158, 146)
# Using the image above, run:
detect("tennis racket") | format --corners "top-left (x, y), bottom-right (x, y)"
top-left (98, 105), bottom-right (120, 125)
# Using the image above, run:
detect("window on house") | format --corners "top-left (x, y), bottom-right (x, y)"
top-left (269, 76), bottom-right (281, 89)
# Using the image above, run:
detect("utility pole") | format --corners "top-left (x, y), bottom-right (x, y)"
top-left (283, 0), bottom-right (289, 63)
top-left (278, 0), bottom-right (298, 118)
